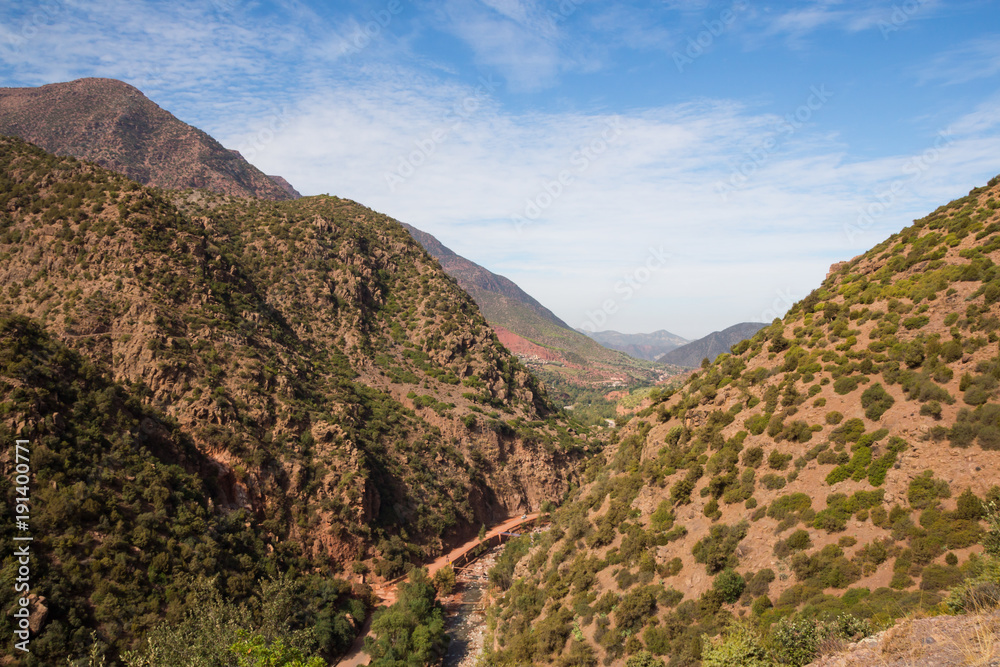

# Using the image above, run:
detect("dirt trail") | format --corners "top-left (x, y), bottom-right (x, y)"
top-left (334, 513), bottom-right (541, 667)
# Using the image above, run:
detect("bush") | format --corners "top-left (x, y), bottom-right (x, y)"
top-left (432, 565), bottom-right (456, 596)
top-left (833, 376), bottom-right (862, 395)
top-left (919, 563), bottom-right (963, 591)
top-left (614, 587), bottom-right (658, 633)
top-left (767, 617), bottom-right (824, 667)
top-left (625, 651), bottom-right (664, 667)
top-left (743, 446), bottom-right (764, 468)
top-left (713, 568), bottom-right (746, 603)
top-left (945, 555), bottom-right (1000, 612)
top-left (919, 401), bottom-right (942, 419)
top-left (693, 522), bottom-right (749, 574)
top-left (825, 411), bottom-right (844, 425)
top-left (908, 470), bottom-right (951, 510)
top-left (767, 493), bottom-right (812, 520)
top-left (860, 383), bottom-right (895, 420)
top-left (761, 474), bottom-right (786, 490)
top-left (768, 450), bottom-right (793, 471)
top-left (701, 623), bottom-right (770, 667)
top-left (745, 413), bottom-right (770, 435)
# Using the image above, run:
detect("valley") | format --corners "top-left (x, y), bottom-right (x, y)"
top-left (0, 71), bottom-right (997, 667)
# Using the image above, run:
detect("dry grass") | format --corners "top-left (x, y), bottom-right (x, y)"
top-left (950, 606), bottom-right (999, 666)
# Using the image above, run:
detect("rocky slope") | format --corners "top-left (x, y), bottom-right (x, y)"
top-left (484, 175), bottom-right (1000, 666)
top-left (0, 78), bottom-right (295, 200)
top-left (659, 321), bottom-right (768, 367)
top-left (402, 223), bottom-right (667, 386)
top-left (0, 137), bottom-right (582, 663)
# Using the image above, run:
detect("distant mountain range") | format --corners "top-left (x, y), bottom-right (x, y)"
top-left (0, 77), bottom-right (294, 200)
top-left (657, 321), bottom-right (768, 367)
top-left (578, 328), bottom-right (689, 361)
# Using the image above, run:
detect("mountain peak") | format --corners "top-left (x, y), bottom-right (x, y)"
top-left (0, 77), bottom-right (296, 200)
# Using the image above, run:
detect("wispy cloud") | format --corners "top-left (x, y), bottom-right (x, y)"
top-left (429, 0), bottom-right (577, 91)
top-left (759, 0), bottom-right (942, 43)
top-left (919, 36), bottom-right (1000, 85)
top-left (222, 71), bottom-right (1000, 336)
top-left (1, 0), bottom-right (997, 336)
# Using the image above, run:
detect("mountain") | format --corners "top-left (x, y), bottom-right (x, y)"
top-left (0, 136), bottom-right (583, 663)
top-left (658, 321), bottom-right (768, 367)
top-left (580, 329), bottom-right (689, 361)
top-left (267, 174), bottom-right (302, 199)
top-left (0, 77), bottom-right (295, 200)
top-left (484, 174), bottom-right (1000, 666)
top-left (402, 223), bottom-right (671, 387)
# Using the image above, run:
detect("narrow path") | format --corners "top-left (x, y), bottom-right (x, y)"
top-left (334, 513), bottom-right (541, 667)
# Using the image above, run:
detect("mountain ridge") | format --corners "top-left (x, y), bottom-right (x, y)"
top-left (580, 328), bottom-right (690, 362)
top-left (401, 222), bottom-right (671, 387)
top-left (0, 77), bottom-right (296, 200)
top-left (658, 321), bottom-right (768, 367)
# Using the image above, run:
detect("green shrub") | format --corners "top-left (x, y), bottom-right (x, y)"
top-left (919, 401), bottom-right (942, 419)
top-left (713, 568), bottom-right (746, 603)
top-left (693, 522), bottom-right (749, 574)
top-left (767, 493), bottom-right (812, 520)
top-left (908, 471), bottom-right (951, 509)
top-left (919, 563), bottom-right (963, 592)
top-left (825, 411), bottom-right (843, 425)
top-left (833, 376), bottom-right (863, 395)
top-left (860, 383), bottom-right (895, 420)
top-left (830, 418), bottom-right (865, 444)
top-left (744, 413), bottom-right (770, 436)
top-left (944, 555), bottom-right (1000, 612)
top-left (625, 650), bottom-right (664, 667)
top-left (761, 474), bottom-right (786, 490)
top-left (701, 623), bottom-right (770, 667)
top-left (768, 450), bottom-right (793, 471)
top-left (767, 618), bottom-right (824, 667)
top-left (743, 446), bottom-right (764, 468)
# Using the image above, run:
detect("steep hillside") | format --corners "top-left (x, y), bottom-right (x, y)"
top-left (402, 223), bottom-right (668, 386)
top-left (581, 329), bottom-right (689, 362)
top-left (0, 137), bottom-right (581, 662)
top-left (0, 78), bottom-right (294, 200)
top-left (484, 175), bottom-right (1000, 666)
top-left (659, 322), bottom-right (768, 367)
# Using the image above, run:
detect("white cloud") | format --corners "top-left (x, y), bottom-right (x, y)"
top-left (220, 72), bottom-right (1000, 338)
top-left (2, 0), bottom-right (998, 338)
top-left (919, 36), bottom-right (1000, 85)
top-left (428, 0), bottom-right (576, 91)
top-left (759, 0), bottom-right (943, 43)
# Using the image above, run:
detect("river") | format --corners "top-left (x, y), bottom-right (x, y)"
top-left (441, 545), bottom-right (501, 667)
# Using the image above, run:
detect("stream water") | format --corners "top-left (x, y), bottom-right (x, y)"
top-left (441, 547), bottom-right (499, 667)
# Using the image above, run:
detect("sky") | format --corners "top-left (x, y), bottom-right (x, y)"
top-left (2, 1), bottom-right (1000, 339)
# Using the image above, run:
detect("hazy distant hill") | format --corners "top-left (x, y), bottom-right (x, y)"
top-left (579, 328), bottom-right (689, 361)
top-left (657, 321), bottom-right (767, 367)
top-left (0, 77), bottom-right (295, 200)
top-left (402, 223), bottom-right (666, 385)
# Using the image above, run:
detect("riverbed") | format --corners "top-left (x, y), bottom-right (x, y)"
top-left (441, 546), bottom-right (500, 667)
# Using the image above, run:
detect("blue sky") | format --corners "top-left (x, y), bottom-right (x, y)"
top-left (2, 0), bottom-right (1000, 339)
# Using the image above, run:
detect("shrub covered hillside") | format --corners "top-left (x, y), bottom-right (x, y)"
top-left (0, 136), bottom-right (584, 662)
top-left (484, 175), bottom-right (1000, 666)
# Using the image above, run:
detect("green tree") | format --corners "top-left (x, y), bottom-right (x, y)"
top-left (432, 565), bottom-right (457, 596)
top-left (364, 568), bottom-right (448, 666)
top-left (228, 632), bottom-right (325, 667)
